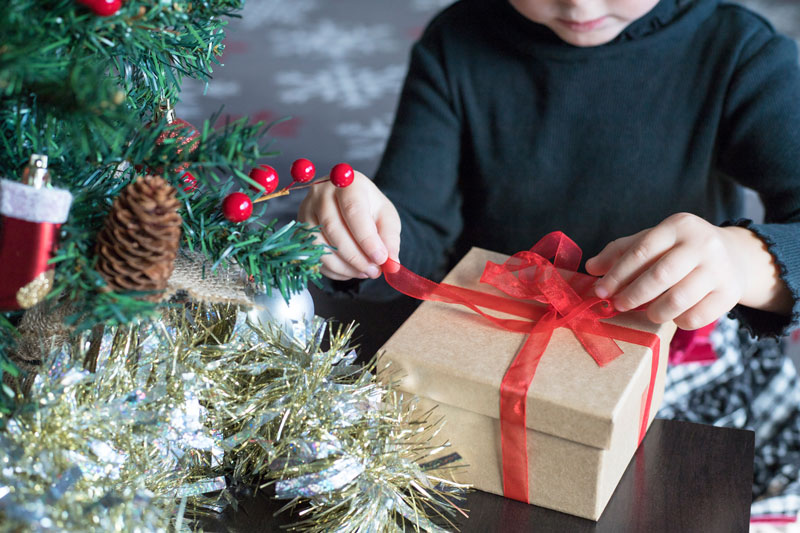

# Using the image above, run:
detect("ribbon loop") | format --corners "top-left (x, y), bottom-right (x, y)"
top-left (480, 237), bottom-right (625, 367)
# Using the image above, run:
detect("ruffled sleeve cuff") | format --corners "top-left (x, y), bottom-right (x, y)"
top-left (723, 218), bottom-right (800, 338)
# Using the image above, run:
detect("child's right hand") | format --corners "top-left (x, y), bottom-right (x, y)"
top-left (298, 170), bottom-right (401, 281)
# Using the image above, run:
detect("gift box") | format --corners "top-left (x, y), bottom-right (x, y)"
top-left (378, 240), bottom-right (676, 521)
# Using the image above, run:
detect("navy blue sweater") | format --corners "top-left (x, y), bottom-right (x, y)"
top-left (362, 0), bottom-right (800, 337)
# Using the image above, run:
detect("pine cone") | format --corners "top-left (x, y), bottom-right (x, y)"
top-left (95, 175), bottom-right (182, 301)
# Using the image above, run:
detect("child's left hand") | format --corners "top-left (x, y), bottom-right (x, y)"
top-left (585, 213), bottom-right (790, 330)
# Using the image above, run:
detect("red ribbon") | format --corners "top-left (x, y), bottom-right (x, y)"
top-left (383, 232), bottom-right (661, 503)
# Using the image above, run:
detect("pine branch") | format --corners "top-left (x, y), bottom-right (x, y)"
top-left (0, 0), bottom-right (327, 336)
top-left (1, 0), bottom-right (242, 123)
top-left (0, 317), bottom-right (21, 416)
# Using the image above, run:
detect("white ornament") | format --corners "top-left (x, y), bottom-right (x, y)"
top-left (246, 287), bottom-right (315, 340)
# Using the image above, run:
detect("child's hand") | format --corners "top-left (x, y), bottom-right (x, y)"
top-left (585, 213), bottom-right (788, 330)
top-left (298, 170), bottom-right (401, 281)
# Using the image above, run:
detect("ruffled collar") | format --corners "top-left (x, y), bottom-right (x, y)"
top-left (616, 0), bottom-right (691, 42)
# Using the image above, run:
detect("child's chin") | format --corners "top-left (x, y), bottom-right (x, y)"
top-left (555, 27), bottom-right (622, 48)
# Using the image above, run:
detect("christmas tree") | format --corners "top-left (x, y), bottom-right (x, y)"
top-left (0, 0), bottom-right (325, 411)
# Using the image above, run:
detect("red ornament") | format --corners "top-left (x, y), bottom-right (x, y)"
top-left (77, 0), bottom-right (121, 16)
top-left (290, 158), bottom-right (316, 183)
top-left (154, 117), bottom-right (199, 174)
top-left (179, 171), bottom-right (198, 193)
top-left (222, 192), bottom-right (253, 223)
top-left (146, 102), bottom-right (200, 176)
top-left (0, 155), bottom-right (73, 310)
top-left (249, 165), bottom-right (279, 194)
top-left (330, 163), bottom-right (354, 188)
top-left (155, 117), bottom-right (199, 148)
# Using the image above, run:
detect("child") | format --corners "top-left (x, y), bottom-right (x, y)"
top-left (299, 0), bottom-right (800, 518)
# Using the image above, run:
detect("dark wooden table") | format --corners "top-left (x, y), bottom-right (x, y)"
top-left (199, 285), bottom-right (756, 532)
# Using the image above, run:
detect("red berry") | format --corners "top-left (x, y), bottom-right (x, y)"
top-left (222, 192), bottom-right (253, 223)
top-left (290, 158), bottom-right (316, 183)
top-left (77, 0), bottom-right (122, 16)
top-left (330, 163), bottom-right (354, 188)
top-left (179, 171), bottom-right (198, 193)
top-left (249, 165), bottom-right (279, 194)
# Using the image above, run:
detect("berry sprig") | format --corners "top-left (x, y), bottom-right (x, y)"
top-left (253, 159), bottom-right (353, 204)
top-left (221, 158), bottom-right (354, 224)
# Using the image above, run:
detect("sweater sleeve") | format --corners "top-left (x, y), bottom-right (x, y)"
top-left (375, 34), bottom-right (463, 279)
top-left (717, 29), bottom-right (800, 338)
top-left (351, 26), bottom-right (464, 300)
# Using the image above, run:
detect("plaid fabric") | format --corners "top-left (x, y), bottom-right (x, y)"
top-left (658, 316), bottom-right (800, 521)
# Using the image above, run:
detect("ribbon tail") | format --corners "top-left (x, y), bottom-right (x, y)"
top-left (383, 259), bottom-right (537, 333)
top-left (590, 322), bottom-right (661, 445)
top-left (500, 311), bottom-right (558, 503)
top-left (570, 320), bottom-right (624, 367)
top-left (639, 335), bottom-right (660, 445)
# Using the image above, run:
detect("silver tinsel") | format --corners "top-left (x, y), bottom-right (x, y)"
top-left (0, 303), bottom-right (466, 532)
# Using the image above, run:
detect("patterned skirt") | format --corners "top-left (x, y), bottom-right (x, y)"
top-left (658, 316), bottom-right (800, 521)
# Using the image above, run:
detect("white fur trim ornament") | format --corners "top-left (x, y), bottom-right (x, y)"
top-left (0, 178), bottom-right (73, 224)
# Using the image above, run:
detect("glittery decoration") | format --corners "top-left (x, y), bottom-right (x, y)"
top-left (152, 116), bottom-right (199, 176)
top-left (204, 318), bottom-right (469, 532)
top-left (420, 452), bottom-right (464, 472)
top-left (15, 270), bottom-right (53, 309)
top-left (275, 457), bottom-right (365, 498)
top-left (0, 303), bottom-right (466, 532)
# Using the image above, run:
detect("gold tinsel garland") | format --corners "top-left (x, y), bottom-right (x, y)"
top-left (0, 305), bottom-right (465, 532)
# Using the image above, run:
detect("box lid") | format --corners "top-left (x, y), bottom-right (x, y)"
top-left (379, 247), bottom-right (676, 451)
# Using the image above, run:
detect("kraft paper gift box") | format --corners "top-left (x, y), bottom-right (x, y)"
top-left (378, 244), bottom-right (676, 521)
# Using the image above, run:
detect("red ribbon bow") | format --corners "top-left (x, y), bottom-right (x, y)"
top-left (383, 232), bottom-right (661, 503)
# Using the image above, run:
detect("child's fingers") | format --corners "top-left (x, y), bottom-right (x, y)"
top-left (303, 212), bottom-right (366, 280)
top-left (611, 244), bottom-right (699, 312)
top-left (644, 267), bottom-right (713, 323)
top-left (307, 189), bottom-right (378, 277)
top-left (337, 189), bottom-right (388, 266)
top-left (586, 235), bottom-right (635, 276)
top-left (320, 255), bottom-right (367, 280)
top-left (319, 211), bottom-right (380, 278)
top-left (297, 191), bottom-right (318, 226)
top-left (673, 290), bottom-right (736, 330)
top-left (298, 170), bottom-right (400, 282)
top-left (376, 208), bottom-right (401, 263)
top-left (595, 225), bottom-right (677, 299)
